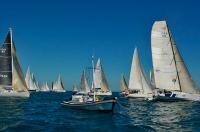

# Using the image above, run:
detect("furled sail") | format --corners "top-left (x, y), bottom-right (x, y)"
top-left (120, 74), bottom-right (128, 92)
top-left (93, 59), bottom-right (110, 92)
top-left (151, 21), bottom-right (180, 91)
top-left (151, 21), bottom-right (199, 94)
top-left (0, 29), bottom-right (28, 92)
top-left (128, 48), bottom-right (153, 94)
top-left (80, 71), bottom-right (90, 93)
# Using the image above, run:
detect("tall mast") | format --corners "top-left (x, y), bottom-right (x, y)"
top-left (166, 24), bottom-right (182, 92)
top-left (92, 55), bottom-right (95, 101)
top-left (9, 27), bottom-right (14, 87)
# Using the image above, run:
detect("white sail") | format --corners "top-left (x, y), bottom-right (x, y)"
top-left (150, 69), bottom-right (155, 88)
top-left (93, 58), bottom-right (110, 92)
top-left (151, 21), bottom-right (199, 94)
top-left (25, 66), bottom-right (31, 88)
top-left (93, 59), bottom-right (101, 89)
top-left (52, 75), bottom-right (65, 92)
top-left (128, 48), bottom-right (153, 94)
top-left (41, 82), bottom-right (50, 91)
top-left (80, 71), bottom-right (90, 93)
top-left (171, 34), bottom-right (199, 94)
top-left (151, 21), bottom-right (180, 91)
top-left (25, 67), bottom-right (39, 91)
top-left (120, 74), bottom-right (128, 92)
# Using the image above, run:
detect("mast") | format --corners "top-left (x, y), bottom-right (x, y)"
top-left (10, 28), bottom-right (14, 88)
top-left (92, 56), bottom-right (95, 101)
top-left (166, 23), bottom-right (182, 92)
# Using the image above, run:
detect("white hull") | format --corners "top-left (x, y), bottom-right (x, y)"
top-left (52, 90), bottom-right (66, 92)
top-left (89, 91), bottom-right (112, 96)
top-left (155, 90), bottom-right (200, 101)
top-left (0, 90), bottom-right (30, 98)
top-left (62, 99), bottom-right (116, 111)
top-left (126, 93), bottom-right (153, 100)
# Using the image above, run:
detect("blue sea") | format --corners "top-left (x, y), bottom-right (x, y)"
top-left (0, 92), bottom-right (200, 132)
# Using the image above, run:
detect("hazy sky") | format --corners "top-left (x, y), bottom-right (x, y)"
top-left (0, 0), bottom-right (200, 91)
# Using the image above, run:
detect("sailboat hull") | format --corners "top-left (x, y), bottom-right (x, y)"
top-left (155, 91), bottom-right (200, 101)
top-left (89, 91), bottom-right (112, 96)
top-left (0, 90), bottom-right (30, 97)
top-left (61, 99), bottom-right (116, 111)
top-left (126, 93), bottom-right (154, 100)
top-left (52, 90), bottom-right (66, 92)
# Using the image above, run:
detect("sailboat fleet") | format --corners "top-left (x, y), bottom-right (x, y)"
top-left (0, 20), bottom-right (200, 111)
top-left (121, 20), bottom-right (200, 101)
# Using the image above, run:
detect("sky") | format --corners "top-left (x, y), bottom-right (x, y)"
top-left (0, 0), bottom-right (200, 91)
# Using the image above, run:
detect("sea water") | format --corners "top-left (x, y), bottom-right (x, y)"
top-left (0, 92), bottom-right (200, 132)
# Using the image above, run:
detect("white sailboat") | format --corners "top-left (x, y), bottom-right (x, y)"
top-left (77, 70), bottom-right (90, 94)
top-left (52, 75), bottom-right (66, 92)
top-left (126, 48), bottom-right (153, 100)
top-left (90, 58), bottom-right (112, 96)
top-left (25, 67), bottom-right (39, 91)
top-left (120, 74), bottom-right (129, 95)
top-left (40, 82), bottom-right (50, 92)
top-left (151, 20), bottom-right (200, 101)
top-left (0, 28), bottom-right (29, 97)
top-left (62, 57), bottom-right (117, 111)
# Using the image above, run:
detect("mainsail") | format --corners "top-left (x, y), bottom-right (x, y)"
top-left (128, 48), bottom-right (152, 94)
top-left (52, 75), bottom-right (65, 91)
top-left (120, 74), bottom-right (128, 92)
top-left (151, 21), bottom-right (199, 94)
top-left (80, 71), bottom-right (90, 93)
top-left (93, 58), bottom-right (110, 92)
top-left (0, 29), bottom-right (28, 92)
top-left (41, 82), bottom-right (50, 91)
top-left (25, 67), bottom-right (39, 91)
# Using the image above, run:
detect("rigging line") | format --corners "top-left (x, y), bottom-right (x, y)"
top-left (166, 24), bottom-right (182, 91)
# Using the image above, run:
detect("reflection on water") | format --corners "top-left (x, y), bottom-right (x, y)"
top-left (0, 97), bottom-right (27, 131)
top-left (120, 97), bottom-right (200, 131)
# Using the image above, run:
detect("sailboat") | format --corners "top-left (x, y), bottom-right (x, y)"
top-left (89, 58), bottom-right (112, 96)
top-left (40, 82), bottom-right (50, 92)
top-left (25, 67), bottom-right (39, 91)
top-left (52, 75), bottom-right (66, 92)
top-left (151, 21), bottom-right (200, 101)
top-left (61, 57), bottom-right (117, 111)
top-left (0, 28), bottom-right (29, 97)
top-left (126, 48), bottom-right (153, 100)
top-left (77, 70), bottom-right (90, 94)
top-left (120, 74), bottom-right (129, 95)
